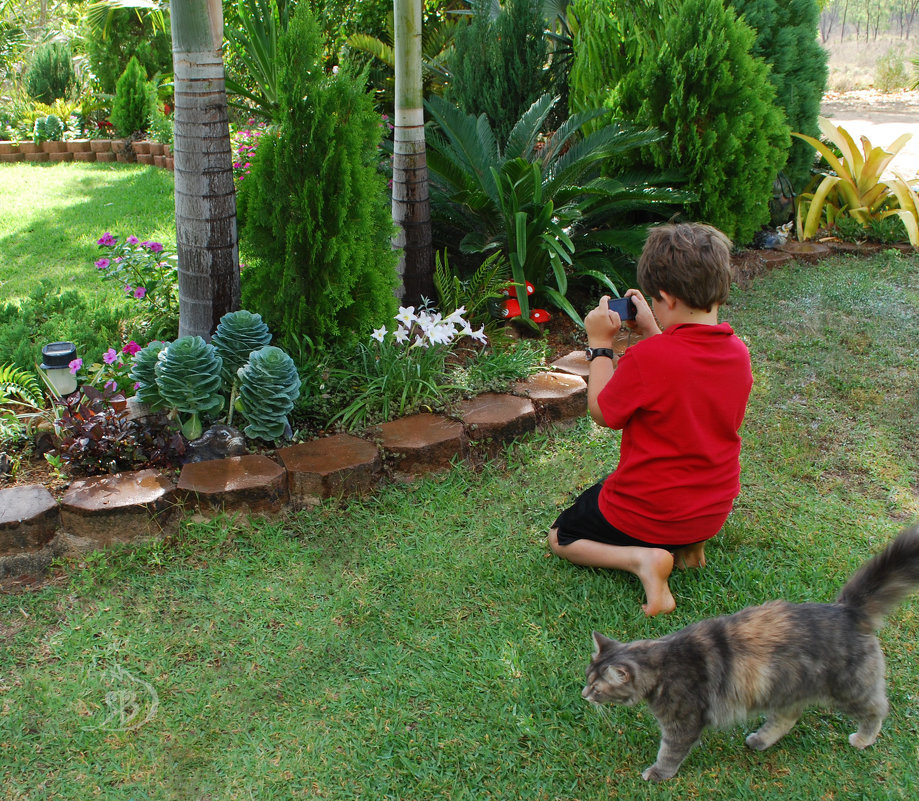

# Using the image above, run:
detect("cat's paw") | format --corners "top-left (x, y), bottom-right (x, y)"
top-left (641, 764), bottom-right (677, 782)
top-left (745, 732), bottom-right (770, 751)
top-left (848, 731), bottom-right (877, 749)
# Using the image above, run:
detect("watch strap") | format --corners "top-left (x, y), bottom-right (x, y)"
top-left (585, 347), bottom-right (617, 362)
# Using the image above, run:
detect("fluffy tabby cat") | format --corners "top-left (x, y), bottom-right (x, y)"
top-left (582, 525), bottom-right (919, 781)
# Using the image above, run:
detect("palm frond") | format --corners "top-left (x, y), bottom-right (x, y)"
top-left (0, 364), bottom-right (43, 408)
top-left (503, 94), bottom-right (557, 160)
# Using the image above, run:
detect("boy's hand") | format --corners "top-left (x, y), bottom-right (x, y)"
top-left (625, 289), bottom-right (662, 338)
top-left (585, 296), bottom-right (622, 347)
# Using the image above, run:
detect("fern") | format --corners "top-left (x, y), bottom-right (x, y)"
top-left (0, 364), bottom-right (43, 408)
top-left (433, 250), bottom-right (510, 328)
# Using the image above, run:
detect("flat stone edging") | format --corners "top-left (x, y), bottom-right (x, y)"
top-left (0, 369), bottom-right (588, 579)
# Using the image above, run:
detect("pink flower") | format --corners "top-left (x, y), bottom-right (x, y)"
top-left (142, 241), bottom-right (164, 253)
top-left (122, 341), bottom-right (141, 356)
top-left (68, 358), bottom-right (83, 374)
top-left (134, 287), bottom-right (147, 299)
top-left (105, 379), bottom-right (118, 392)
top-left (103, 348), bottom-right (118, 364)
top-left (95, 258), bottom-right (110, 269)
top-left (126, 235), bottom-right (139, 244)
top-left (124, 284), bottom-right (133, 295)
top-left (97, 232), bottom-right (117, 246)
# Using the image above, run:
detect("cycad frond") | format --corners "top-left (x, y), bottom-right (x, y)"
top-left (0, 364), bottom-right (43, 408)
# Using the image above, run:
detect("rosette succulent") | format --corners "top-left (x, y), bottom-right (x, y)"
top-left (154, 336), bottom-right (225, 439)
top-left (129, 340), bottom-right (168, 409)
top-left (237, 346), bottom-right (301, 441)
top-left (210, 309), bottom-right (272, 385)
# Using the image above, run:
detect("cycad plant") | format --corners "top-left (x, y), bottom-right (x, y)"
top-left (424, 93), bottom-right (692, 325)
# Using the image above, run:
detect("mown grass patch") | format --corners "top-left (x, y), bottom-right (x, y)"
top-left (1, 247), bottom-right (918, 797)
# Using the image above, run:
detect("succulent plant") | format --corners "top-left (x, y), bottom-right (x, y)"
top-left (129, 340), bottom-right (168, 409)
top-left (154, 336), bottom-right (224, 439)
top-left (210, 310), bottom-right (272, 385)
top-left (237, 346), bottom-right (301, 441)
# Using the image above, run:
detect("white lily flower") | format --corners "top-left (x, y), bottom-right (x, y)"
top-left (371, 326), bottom-right (387, 343)
top-left (469, 325), bottom-right (488, 344)
top-left (395, 306), bottom-right (416, 327)
top-left (393, 326), bottom-right (410, 344)
top-left (445, 306), bottom-right (467, 326)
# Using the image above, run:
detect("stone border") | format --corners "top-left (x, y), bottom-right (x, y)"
top-left (0, 140), bottom-right (173, 169)
top-left (0, 369), bottom-right (588, 580)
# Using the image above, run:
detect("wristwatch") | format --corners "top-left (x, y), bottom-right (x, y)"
top-left (585, 347), bottom-right (617, 362)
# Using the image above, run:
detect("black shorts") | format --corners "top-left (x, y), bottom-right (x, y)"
top-left (552, 482), bottom-right (701, 552)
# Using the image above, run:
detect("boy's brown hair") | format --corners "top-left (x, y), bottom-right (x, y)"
top-left (637, 223), bottom-right (733, 312)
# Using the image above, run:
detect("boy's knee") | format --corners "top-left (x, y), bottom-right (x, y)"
top-left (548, 528), bottom-right (565, 558)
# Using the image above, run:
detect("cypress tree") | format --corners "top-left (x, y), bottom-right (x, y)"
top-left (728, 0), bottom-right (828, 191)
top-left (237, 3), bottom-right (398, 350)
top-left (610, 0), bottom-right (789, 245)
top-left (446, 0), bottom-right (548, 144)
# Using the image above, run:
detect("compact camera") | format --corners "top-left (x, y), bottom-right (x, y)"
top-left (607, 296), bottom-right (637, 321)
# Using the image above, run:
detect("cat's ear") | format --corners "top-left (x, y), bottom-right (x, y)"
top-left (592, 631), bottom-right (620, 656)
top-left (605, 665), bottom-right (631, 685)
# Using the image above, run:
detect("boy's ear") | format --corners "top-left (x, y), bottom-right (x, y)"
top-left (656, 290), bottom-right (679, 311)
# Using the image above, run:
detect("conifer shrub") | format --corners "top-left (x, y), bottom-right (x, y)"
top-left (446, 0), bottom-right (548, 144)
top-left (83, 9), bottom-right (172, 95)
top-left (110, 56), bottom-right (154, 137)
top-left (25, 41), bottom-right (76, 104)
top-left (607, 0), bottom-right (789, 245)
top-left (728, 0), bottom-right (827, 191)
top-left (236, 3), bottom-right (397, 351)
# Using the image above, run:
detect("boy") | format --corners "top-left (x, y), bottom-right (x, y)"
top-left (548, 223), bottom-right (752, 616)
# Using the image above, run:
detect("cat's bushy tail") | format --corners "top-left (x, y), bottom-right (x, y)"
top-left (837, 525), bottom-right (919, 631)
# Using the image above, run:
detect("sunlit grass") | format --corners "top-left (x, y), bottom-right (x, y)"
top-left (0, 162), bottom-right (175, 302)
top-left (1, 213), bottom-right (918, 795)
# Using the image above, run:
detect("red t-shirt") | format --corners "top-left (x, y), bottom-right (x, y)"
top-left (597, 322), bottom-right (752, 545)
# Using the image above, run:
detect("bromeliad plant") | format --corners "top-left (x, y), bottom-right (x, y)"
top-left (793, 118), bottom-right (919, 245)
top-left (129, 310), bottom-right (301, 441)
top-left (424, 93), bottom-right (692, 326)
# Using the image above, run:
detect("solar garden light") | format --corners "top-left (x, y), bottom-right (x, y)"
top-left (40, 341), bottom-right (78, 396)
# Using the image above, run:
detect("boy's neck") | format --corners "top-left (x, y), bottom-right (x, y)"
top-left (655, 292), bottom-right (720, 329)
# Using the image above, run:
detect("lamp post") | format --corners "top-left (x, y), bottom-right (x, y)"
top-left (40, 341), bottom-right (78, 396)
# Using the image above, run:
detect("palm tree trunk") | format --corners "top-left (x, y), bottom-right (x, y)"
top-left (392, 0), bottom-right (434, 305)
top-left (170, 0), bottom-right (240, 340)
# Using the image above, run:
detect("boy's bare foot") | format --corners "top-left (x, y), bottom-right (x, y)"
top-left (636, 548), bottom-right (676, 616)
top-left (674, 542), bottom-right (707, 569)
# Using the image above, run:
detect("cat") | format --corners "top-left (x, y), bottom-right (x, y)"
top-left (581, 525), bottom-right (919, 782)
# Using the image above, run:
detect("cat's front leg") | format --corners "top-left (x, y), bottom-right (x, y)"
top-left (641, 729), bottom-right (701, 781)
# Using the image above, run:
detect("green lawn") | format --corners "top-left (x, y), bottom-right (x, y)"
top-left (1, 249), bottom-right (918, 798)
top-left (0, 162), bottom-right (176, 303)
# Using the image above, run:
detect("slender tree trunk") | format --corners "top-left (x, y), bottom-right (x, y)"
top-left (170, 0), bottom-right (240, 340)
top-left (392, 0), bottom-right (434, 306)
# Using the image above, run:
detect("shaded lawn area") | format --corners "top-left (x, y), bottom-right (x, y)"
top-left (0, 163), bottom-right (176, 303)
top-left (1, 253), bottom-right (918, 799)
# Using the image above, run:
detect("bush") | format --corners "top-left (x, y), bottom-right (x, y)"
top-left (607, 0), bottom-right (789, 246)
top-left (110, 56), bottom-right (155, 137)
top-left (728, 0), bottom-right (827, 191)
top-left (83, 9), bottom-right (172, 95)
top-left (25, 41), bottom-right (76, 104)
top-left (875, 49), bottom-right (911, 93)
top-left (237, 3), bottom-right (398, 351)
top-left (0, 281), bottom-right (137, 375)
top-left (445, 0), bottom-right (548, 144)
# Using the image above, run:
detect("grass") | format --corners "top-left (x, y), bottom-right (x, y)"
top-left (0, 162), bottom-right (176, 303)
top-left (1, 247), bottom-right (918, 798)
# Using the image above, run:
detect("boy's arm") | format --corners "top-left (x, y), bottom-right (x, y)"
top-left (585, 297), bottom-right (622, 427)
